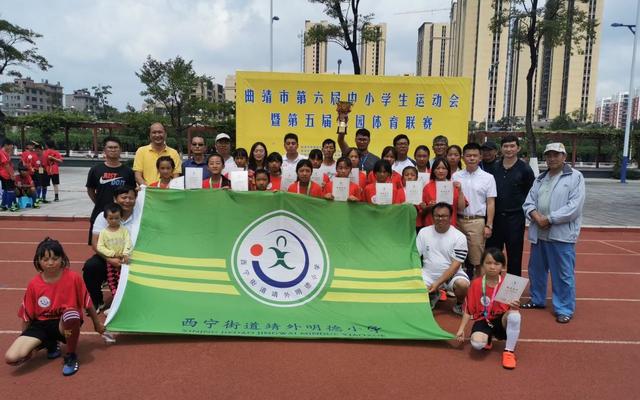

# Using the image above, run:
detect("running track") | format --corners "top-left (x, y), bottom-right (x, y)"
top-left (0, 219), bottom-right (638, 399)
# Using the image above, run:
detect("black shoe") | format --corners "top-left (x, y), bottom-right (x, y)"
top-left (41, 199), bottom-right (50, 204)
top-left (54, 197), bottom-right (59, 202)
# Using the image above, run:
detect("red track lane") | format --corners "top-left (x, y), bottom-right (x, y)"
top-left (0, 220), bottom-right (639, 399)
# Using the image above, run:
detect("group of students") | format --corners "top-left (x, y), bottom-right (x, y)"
top-left (0, 139), bottom-right (63, 211)
top-left (5, 129), bottom-right (531, 376)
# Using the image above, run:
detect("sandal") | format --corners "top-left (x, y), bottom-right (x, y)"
top-left (521, 302), bottom-right (545, 309)
top-left (556, 315), bottom-right (572, 324)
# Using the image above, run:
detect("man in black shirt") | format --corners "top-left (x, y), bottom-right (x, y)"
top-left (487, 135), bottom-right (534, 276)
top-left (480, 141), bottom-right (499, 173)
top-left (85, 136), bottom-right (136, 244)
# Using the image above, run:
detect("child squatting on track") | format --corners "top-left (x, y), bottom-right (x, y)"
top-left (455, 248), bottom-right (522, 369)
top-left (5, 238), bottom-right (105, 376)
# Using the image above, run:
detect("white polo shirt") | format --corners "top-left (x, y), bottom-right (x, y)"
top-left (452, 167), bottom-right (496, 217)
top-left (392, 158), bottom-right (417, 175)
top-left (282, 154), bottom-right (307, 172)
top-left (416, 225), bottom-right (468, 285)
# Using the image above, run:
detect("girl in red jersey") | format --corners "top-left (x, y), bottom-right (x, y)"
top-left (252, 169), bottom-right (270, 191)
top-left (345, 147), bottom-right (367, 192)
top-left (422, 157), bottom-right (466, 227)
top-left (149, 156), bottom-right (175, 189)
top-left (287, 159), bottom-right (323, 198)
top-left (266, 152), bottom-right (283, 190)
top-left (202, 153), bottom-right (231, 189)
top-left (402, 165), bottom-right (426, 233)
top-left (4, 238), bottom-right (104, 376)
top-left (366, 146), bottom-right (403, 190)
top-left (364, 159), bottom-right (405, 205)
top-left (414, 145), bottom-right (431, 174)
top-left (455, 248), bottom-right (522, 370)
top-left (323, 156), bottom-right (362, 202)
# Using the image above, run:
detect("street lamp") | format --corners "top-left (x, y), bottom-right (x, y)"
top-left (337, 59), bottom-right (342, 74)
top-left (612, 2), bottom-right (640, 183)
top-left (270, 0), bottom-right (280, 72)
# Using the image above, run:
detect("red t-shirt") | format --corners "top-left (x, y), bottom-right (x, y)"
top-left (363, 183), bottom-right (406, 204)
top-left (18, 269), bottom-right (92, 322)
top-left (0, 148), bottom-right (14, 180)
top-left (323, 180), bottom-right (362, 201)
top-left (287, 181), bottom-right (323, 198)
top-left (366, 170), bottom-right (403, 190)
top-left (15, 174), bottom-right (34, 188)
top-left (422, 180), bottom-right (466, 227)
top-left (463, 276), bottom-right (510, 320)
top-left (20, 151), bottom-right (38, 175)
top-left (149, 181), bottom-right (170, 189)
top-left (201, 176), bottom-right (231, 189)
top-left (42, 149), bottom-right (63, 175)
top-left (268, 175), bottom-right (282, 191)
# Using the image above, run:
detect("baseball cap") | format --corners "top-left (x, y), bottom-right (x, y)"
top-left (543, 142), bottom-right (567, 154)
top-left (481, 141), bottom-right (498, 151)
top-left (215, 133), bottom-right (231, 142)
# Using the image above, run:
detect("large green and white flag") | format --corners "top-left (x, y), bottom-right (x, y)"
top-left (106, 189), bottom-right (453, 340)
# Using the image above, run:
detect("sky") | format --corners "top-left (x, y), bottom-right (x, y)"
top-left (1, 0), bottom-right (636, 110)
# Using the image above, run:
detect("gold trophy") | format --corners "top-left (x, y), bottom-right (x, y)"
top-left (336, 101), bottom-right (352, 135)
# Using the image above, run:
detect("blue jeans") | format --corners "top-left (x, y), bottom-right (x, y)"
top-left (528, 240), bottom-right (576, 317)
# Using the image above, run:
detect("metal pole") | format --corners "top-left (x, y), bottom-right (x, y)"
top-left (622, 1), bottom-right (640, 183)
top-left (270, 0), bottom-right (273, 72)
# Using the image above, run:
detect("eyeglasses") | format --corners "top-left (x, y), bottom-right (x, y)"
top-left (192, 143), bottom-right (205, 146)
top-left (433, 214), bottom-right (450, 220)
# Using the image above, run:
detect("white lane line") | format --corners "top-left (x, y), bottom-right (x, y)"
top-left (0, 330), bottom-right (637, 345)
top-left (520, 296), bottom-right (640, 302)
top-left (0, 228), bottom-right (86, 231)
top-left (598, 240), bottom-right (639, 255)
top-left (580, 240), bottom-right (640, 243)
top-left (0, 260), bottom-right (84, 264)
top-left (521, 270), bottom-right (640, 276)
top-left (523, 252), bottom-right (640, 256)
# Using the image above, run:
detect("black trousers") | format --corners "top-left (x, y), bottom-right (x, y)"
top-left (83, 254), bottom-right (107, 307)
top-left (486, 211), bottom-right (525, 276)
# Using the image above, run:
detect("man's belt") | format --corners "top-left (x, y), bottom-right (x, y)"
top-left (457, 215), bottom-right (485, 220)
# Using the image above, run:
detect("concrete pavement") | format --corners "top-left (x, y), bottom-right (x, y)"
top-left (1, 166), bottom-right (639, 227)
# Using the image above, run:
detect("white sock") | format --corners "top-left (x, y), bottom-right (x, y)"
top-left (505, 312), bottom-right (521, 352)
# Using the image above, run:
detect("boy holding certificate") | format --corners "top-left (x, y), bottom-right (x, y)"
top-left (455, 248), bottom-right (522, 370)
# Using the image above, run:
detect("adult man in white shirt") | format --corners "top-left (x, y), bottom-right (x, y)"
top-left (214, 133), bottom-right (237, 173)
top-left (453, 142), bottom-right (497, 277)
top-left (416, 202), bottom-right (469, 316)
top-left (282, 132), bottom-right (307, 171)
top-left (392, 134), bottom-right (416, 174)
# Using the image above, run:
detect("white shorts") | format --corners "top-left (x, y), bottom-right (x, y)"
top-left (423, 269), bottom-right (470, 291)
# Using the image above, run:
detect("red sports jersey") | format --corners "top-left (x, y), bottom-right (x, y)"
top-left (268, 175), bottom-right (282, 191)
top-left (323, 180), bottom-right (362, 201)
top-left (366, 170), bottom-right (403, 190)
top-left (201, 176), bottom-right (231, 189)
top-left (149, 180), bottom-right (170, 189)
top-left (20, 151), bottom-right (38, 175)
top-left (15, 174), bottom-right (34, 188)
top-left (42, 149), bottom-right (63, 175)
top-left (18, 269), bottom-right (92, 322)
top-left (0, 148), bottom-right (14, 180)
top-left (363, 183), bottom-right (406, 204)
top-left (287, 181), bottom-right (323, 198)
top-left (463, 276), bottom-right (510, 320)
top-left (422, 180), bottom-right (466, 226)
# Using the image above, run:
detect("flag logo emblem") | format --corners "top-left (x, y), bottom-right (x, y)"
top-left (231, 210), bottom-right (330, 307)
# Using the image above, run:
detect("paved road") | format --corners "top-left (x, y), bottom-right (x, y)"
top-left (2, 166), bottom-right (639, 227)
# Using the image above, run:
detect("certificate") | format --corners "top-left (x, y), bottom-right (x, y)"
top-left (495, 274), bottom-right (530, 305)
top-left (349, 168), bottom-right (361, 186)
top-left (404, 181), bottom-right (422, 205)
top-left (169, 176), bottom-right (185, 190)
top-left (418, 172), bottom-right (430, 188)
top-left (281, 167), bottom-right (297, 192)
top-left (311, 169), bottom-right (324, 185)
top-left (332, 177), bottom-right (349, 201)
top-left (436, 181), bottom-right (454, 205)
top-left (374, 183), bottom-right (393, 205)
top-left (230, 170), bottom-right (249, 191)
top-left (184, 167), bottom-right (203, 189)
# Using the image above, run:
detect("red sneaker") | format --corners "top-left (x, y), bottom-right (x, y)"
top-left (439, 289), bottom-right (447, 301)
top-left (502, 351), bottom-right (517, 369)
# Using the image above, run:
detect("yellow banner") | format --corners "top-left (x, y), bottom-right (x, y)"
top-left (236, 71), bottom-right (471, 158)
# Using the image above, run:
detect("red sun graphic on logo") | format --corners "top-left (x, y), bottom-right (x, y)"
top-left (250, 244), bottom-right (263, 257)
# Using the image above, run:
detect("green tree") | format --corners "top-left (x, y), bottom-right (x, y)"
top-left (91, 84), bottom-right (114, 119)
top-left (14, 110), bottom-right (85, 143)
top-left (491, 0), bottom-right (598, 158)
top-left (136, 55), bottom-right (211, 151)
top-left (549, 113), bottom-right (577, 130)
top-left (0, 19), bottom-right (52, 137)
top-left (305, 0), bottom-right (381, 74)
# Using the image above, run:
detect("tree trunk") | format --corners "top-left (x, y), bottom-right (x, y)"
top-left (350, 46), bottom-right (361, 75)
top-left (525, 59), bottom-right (537, 158)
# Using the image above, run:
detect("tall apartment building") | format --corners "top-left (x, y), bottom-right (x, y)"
top-left (64, 89), bottom-right (98, 112)
top-left (304, 20), bottom-right (328, 74)
top-left (224, 75), bottom-right (236, 102)
top-left (448, 0), bottom-right (603, 124)
top-left (594, 96), bottom-right (612, 125)
top-left (0, 77), bottom-right (63, 116)
top-left (192, 79), bottom-right (225, 103)
top-left (417, 22), bottom-right (450, 77)
top-left (360, 23), bottom-right (387, 76)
